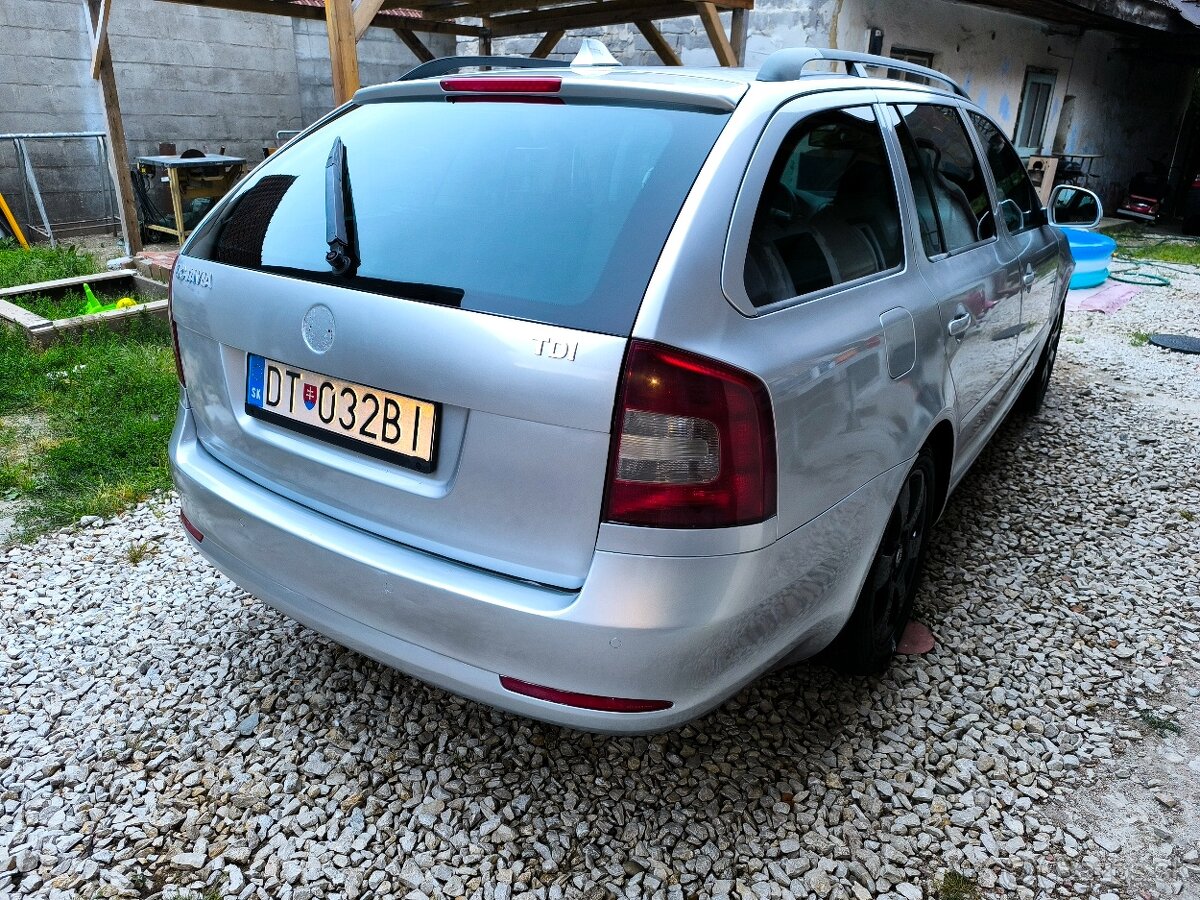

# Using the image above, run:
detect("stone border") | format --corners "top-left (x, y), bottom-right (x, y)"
top-left (0, 270), bottom-right (169, 348)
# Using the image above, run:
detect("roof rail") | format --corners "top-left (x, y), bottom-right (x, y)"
top-left (401, 55), bottom-right (562, 81)
top-left (756, 48), bottom-right (969, 99)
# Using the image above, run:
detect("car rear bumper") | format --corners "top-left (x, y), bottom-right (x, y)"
top-left (170, 401), bottom-right (898, 732)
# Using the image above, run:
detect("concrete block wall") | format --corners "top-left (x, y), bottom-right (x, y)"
top-left (0, 0), bottom-right (447, 240)
top-left (477, 0), bottom-right (1194, 212)
top-left (468, 1), bottom-right (837, 67)
top-left (0, 0), bottom-right (109, 234)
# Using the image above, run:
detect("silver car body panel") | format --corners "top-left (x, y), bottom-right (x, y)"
top-left (171, 265), bottom-right (627, 588)
top-left (173, 401), bottom-right (906, 732)
top-left (169, 63), bottom-right (1071, 730)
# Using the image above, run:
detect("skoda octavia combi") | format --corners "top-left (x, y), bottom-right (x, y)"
top-left (168, 46), bottom-right (1099, 731)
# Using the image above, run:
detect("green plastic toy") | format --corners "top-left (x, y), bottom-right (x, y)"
top-left (83, 282), bottom-right (119, 315)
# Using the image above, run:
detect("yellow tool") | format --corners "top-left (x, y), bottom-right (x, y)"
top-left (0, 191), bottom-right (29, 249)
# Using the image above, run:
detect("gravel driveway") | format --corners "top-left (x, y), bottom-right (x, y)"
top-left (3, 272), bottom-right (1199, 900)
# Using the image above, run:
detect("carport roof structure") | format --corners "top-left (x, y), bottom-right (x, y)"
top-left (83, 0), bottom-right (754, 254)
top-left (150, 0), bottom-right (756, 103)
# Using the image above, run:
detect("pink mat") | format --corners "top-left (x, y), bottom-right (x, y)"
top-left (897, 621), bottom-right (935, 655)
top-left (1065, 282), bottom-right (1140, 314)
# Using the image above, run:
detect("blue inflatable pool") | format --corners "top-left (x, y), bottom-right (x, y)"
top-left (1061, 227), bottom-right (1117, 290)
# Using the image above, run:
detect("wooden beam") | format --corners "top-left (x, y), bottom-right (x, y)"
top-left (407, 0), bottom-right (752, 16)
top-left (489, 1), bottom-right (718, 39)
top-left (694, 1), bottom-right (738, 67)
top-left (730, 7), bottom-right (747, 65)
top-left (352, 0), bottom-right (387, 39)
top-left (490, 1), bottom-right (679, 38)
top-left (84, 0), bottom-right (141, 253)
top-left (325, 0), bottom-right (361, 106)
top-left (530, 29), bottom-right (563, 58)
top-left (635, 20), bottom-right (681, 65)
top-left (90, 0), bottom-right (111, 80)
top-left (148, 0), bottom-right (487, 36)
top-left (479, 17), bottom-right (492, 54)
top-left (393, 26), bottom-right (435, 61)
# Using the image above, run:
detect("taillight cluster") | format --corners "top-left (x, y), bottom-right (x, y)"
top-left (604, 340), bottom-right (776, 529)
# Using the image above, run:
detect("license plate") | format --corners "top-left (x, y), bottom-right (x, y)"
top-left (245, 355), bottom-right (438, 472)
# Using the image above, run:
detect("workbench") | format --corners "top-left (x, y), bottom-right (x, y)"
top-left (136, 153), bottom-right (247, 245)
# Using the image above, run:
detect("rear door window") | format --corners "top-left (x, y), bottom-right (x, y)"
top-left (743, 107), bottom-right (904, 308)
top-left (893, 104), bottom-right (995, 256)
top-left (188, 101), bottom-right (728, 336)
top-left (967, 112), bottom-right (1044, 233)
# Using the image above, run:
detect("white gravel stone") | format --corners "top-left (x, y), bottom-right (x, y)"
top-left (2, 261), bottom-right (1200, 898)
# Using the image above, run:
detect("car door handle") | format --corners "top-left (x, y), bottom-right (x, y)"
top-left (948, 312), bottom-right (971, 337)
top-left (1023, 267), bottom-right (1036, 287)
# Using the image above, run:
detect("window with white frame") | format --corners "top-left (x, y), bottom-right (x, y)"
top-left (1014, 68), bottom-right (1057, 154)
top-left (889, 47), bottom-right (936, 83)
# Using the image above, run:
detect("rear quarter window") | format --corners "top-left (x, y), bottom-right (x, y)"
top-left (186, 100), bottom-right (728, 336)
top-left (743, 106), bottom-right (904, 308)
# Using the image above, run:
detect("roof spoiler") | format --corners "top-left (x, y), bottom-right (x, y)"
top-left (401, 56), bottom-right (562, 81)
top-left (757, 48), bottom-right (969, 99)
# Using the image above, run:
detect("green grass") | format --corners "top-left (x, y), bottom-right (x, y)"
top-left (937, 872), bottom-right (980, 900)
top-left (1139, 710), bottom-right (1183, 736)
top-left (1111, 230), bottom-right (1200, 267)
top-left (14, 290), bottom-right (149, 321)
top-left (0, 240), bottom-right (143, 320)
top-left (0, 240), bottom-right (97, 289)
top-left (0, 317), bottom-right (178, 539)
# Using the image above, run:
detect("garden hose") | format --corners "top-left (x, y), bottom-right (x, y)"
top-left (1108, 247), bottom-right (1193, 286)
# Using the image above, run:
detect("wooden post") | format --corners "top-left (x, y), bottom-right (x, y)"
top-left (325, 0), bottom-right (360, 106)
top-left (479, 18), bottom-right (493, 56)
top-left (84, 0), bottom-right (141, 253)
top-left (89, 0), bottom-right (111, 79)
top-left (730, 8), bottom-right (748, 65)
top-left (635, 20), bottom-right (681, 66)
top-left (694, 1), bottom-right (738, 67)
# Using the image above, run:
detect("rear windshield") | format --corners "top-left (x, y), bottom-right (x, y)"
top-left (187, 99), bottom-right (728, 335)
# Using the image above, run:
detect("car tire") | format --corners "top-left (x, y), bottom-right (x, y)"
top-left (825, 449), bottom-right (937, 675)
top-left (1016, 300), bottom-right (1064, 415)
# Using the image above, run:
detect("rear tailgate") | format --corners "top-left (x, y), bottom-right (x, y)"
top-left (172, 268), bottom-right (622, 587)
top-left (174, 74), bottom-right (735, 589)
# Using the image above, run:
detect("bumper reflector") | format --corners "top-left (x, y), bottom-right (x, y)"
top-left (500, 677), bottom-right (672, 713)
top-left (180, 511), bottom-right (204, 543)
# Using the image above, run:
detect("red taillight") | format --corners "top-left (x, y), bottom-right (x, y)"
top-left (167, 270), bottom-right (185, 387)
top-left (180, 511), bottom-right (203, 543)
top-left (440, 77), bottom-right (562, 94)
top-left (499, 677), bottom-right (672, 713)
top-left (603, 340), bottom-right (776, 529)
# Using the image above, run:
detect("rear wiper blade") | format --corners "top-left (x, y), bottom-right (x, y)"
top-left (325, 137), bottom-right (357, 276)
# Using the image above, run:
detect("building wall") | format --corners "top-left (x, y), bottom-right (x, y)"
top-left (0, 0), bottom-right (111, 233)
top-left (292, 19), bottom-right (453, 131)
top-left (478, 0), bottom-right (1195, 211)
top-left (0, 0), bottom-right (449, 240)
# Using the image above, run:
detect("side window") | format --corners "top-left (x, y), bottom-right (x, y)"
top-left (893, 104), bottom-right (995, 255)
top-left (744, 107), bottom-right (904, 308)
top-left (968, 112), bottom-right (1044, 233)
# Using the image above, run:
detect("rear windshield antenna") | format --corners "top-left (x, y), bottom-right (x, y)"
top-left (325, 137), bottom-right (357, 276)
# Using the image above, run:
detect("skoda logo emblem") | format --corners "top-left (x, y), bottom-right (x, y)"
top-left (302, 305), bottom-right (335, 354)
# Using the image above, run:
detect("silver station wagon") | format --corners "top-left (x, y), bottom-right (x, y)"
top-left (168, 46), bottom-right (1101, 732)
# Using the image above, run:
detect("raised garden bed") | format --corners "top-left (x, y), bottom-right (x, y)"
top-left (0, 269), bottom-right (168, 347)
